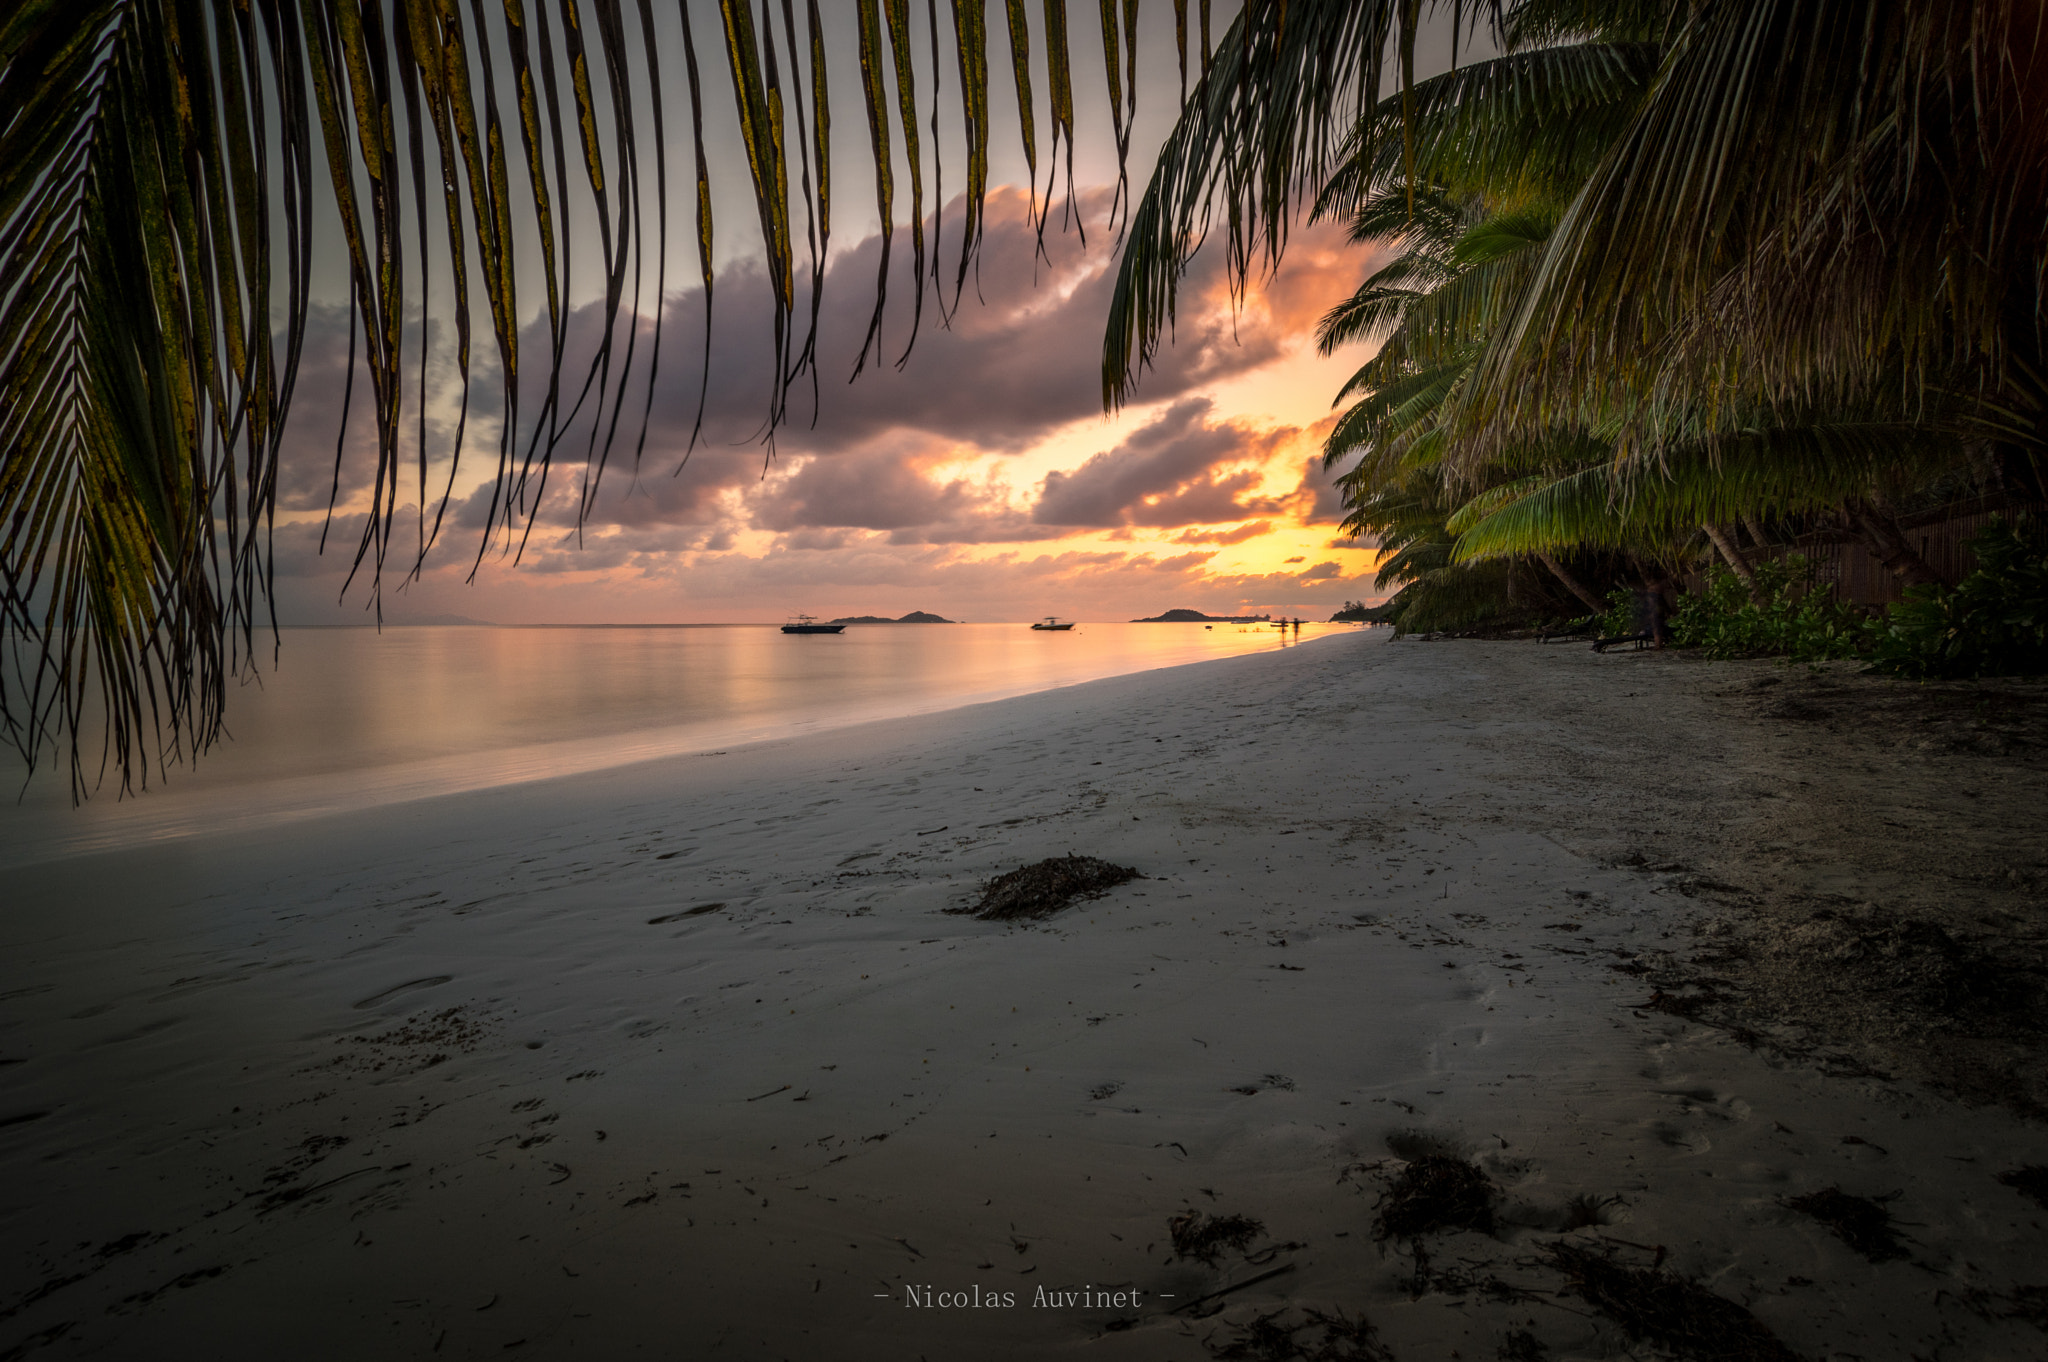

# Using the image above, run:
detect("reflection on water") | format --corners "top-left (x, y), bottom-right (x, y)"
top-left (0, 621), bottom-right (1353, 863)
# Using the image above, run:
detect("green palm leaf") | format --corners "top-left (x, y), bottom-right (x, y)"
top-left (1102, 0), bottom-right (1485, 407)
top-left (1462, 0), bottom-right (2048, 462)
top-left (1313, 40), bottom-right (1659, 220)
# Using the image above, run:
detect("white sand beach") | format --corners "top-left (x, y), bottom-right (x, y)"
top-left (5, 631), bottom-right (2046, 1360)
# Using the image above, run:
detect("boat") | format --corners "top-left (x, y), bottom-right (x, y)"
top-left (780, 615), bottom-right (845, 635)
top-left (1029, 617), bottom-right (1074, 631)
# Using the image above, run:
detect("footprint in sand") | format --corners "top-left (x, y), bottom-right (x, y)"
top-left (351, 975), bottom-right (454, 1009)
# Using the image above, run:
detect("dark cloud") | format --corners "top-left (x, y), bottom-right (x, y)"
top-left (274, 306), bottom-right (499, 516)
top-left (651, 186), bottom-right (1289, 459)
top-left (251, 185), bottom-right (1385, 622)
top-left (884, 512), bottom-right (1072, 546)
top-left (266, 190), bottom-right (1364, 567)
top-left (772, 526), bottom-right (861, 552)
top-left (1293, 453), bottom-right (1350, 524)
top-left (1032, 398), bottom-right (1294, 528)
top-left (471, 187), bottom-right (1318, 534)
top-left (753, 444), bottom-right (984, 532)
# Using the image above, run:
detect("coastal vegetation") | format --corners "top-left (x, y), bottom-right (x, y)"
top-left (1162, 1), bottom-right (2045, 673)
top-left (4, 0), bottom-right (2042, 794)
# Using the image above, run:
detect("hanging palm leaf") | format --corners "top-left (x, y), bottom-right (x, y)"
top-left (1103, 0), bottom-right (1477, 407)
top-left (1460, 0), bottom-right (2048, 468)
top-left (18, 0), bottom-right (1331, 795)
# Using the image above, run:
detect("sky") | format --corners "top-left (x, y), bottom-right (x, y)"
top-left (268, 4), bottom-right (1424, 626)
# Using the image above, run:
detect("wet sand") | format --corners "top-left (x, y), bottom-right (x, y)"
top-left (4, 632), bottom-right (2045, 1359)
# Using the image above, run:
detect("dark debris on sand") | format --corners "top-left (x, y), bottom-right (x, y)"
top-left (1206, 1307), bottom-right (1393, 1362)
top-left (1373, 1155), bottom-right (1497, 1239)
top-left (1827, 919), bottom-right (2039, 1020)
top-left (1999, 1165), bottom-right (2048, 1210)
top-left (955, 855), bottom-right (1140, 921)
top-left (1640, 987), bottom-right (1727, 1020)
top-left (1593, 890), bottom-right (2048, 1121)
top-left (1170, 1210), bottom-right (1266, 1265)
top-left (2008, 1284), bottom-right (2048, 1329)
top-left (1783, 1187), bottom-right (1908, 1262)
top-left (1545, 1242), bottom-right (1801, 1362)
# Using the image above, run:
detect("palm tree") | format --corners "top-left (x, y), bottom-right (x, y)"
top-left (1301, 5), bottom-right (1669, 628)
top-left (1219, 0), bottom-right (2044, 635)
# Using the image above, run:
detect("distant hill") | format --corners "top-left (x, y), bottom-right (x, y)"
top-left (829, 610), bottom-right (956, 624)
top-left (1130, 608), bottom-right (1271, 623)
top-left (394, 613), bottom-right (492, 626)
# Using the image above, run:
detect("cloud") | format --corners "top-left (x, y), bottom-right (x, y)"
top-left (502, 186), bottom-right (1304, 485)
top-left (253, 185), bottom-right (1382, 623)
top-left (1175, 521), bottom-right (1272, 546)
top-left (274, 305), bottom-right (506, 518)
top-left (752, 442), bottom-right (988, 533)
top-left (1291, 455), bottom-right (1350, 525)
top-left (262, 184), bottom-right (1341, 557)
top-left (1297, 560), bottom-right (1342, 581)
top-left (1032, 398), bottom-right (1296, 528)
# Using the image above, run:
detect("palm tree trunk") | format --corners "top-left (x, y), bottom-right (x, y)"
top-left (1701, 523), bottom-right (1764, 602)
top-left (1741, 515), bottom-right (1772, 553)
top-left (1846, 500), bottom-right (1945, 588)
top-left (1536, 551), bottom-right (1606, 614)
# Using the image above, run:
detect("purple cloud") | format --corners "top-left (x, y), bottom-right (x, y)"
top-left (1032, 398), bottom-right (1294, 528)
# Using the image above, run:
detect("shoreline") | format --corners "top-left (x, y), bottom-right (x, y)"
top-left (5, 633), bottom-right (2045, 1359)
top-left (0, 625), bottom-right (1349, 869)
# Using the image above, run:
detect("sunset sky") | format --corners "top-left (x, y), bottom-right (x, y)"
top-left (269, 5), bottom-right (1413, 626)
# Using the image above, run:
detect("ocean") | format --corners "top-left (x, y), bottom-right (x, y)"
top-left (0, 620), bottom-right (1349, 864)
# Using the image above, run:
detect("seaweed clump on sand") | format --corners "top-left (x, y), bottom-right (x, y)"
top-left (1374, 1155), bottom-right (1497, 1239)
top-left (1783, 1187), bottom-right (1908, 1261)
top-left (1169, 1209), bottom-right (1265, 1265)
top-left (1999, 1165), bottom-right (2048, 1210)
top-left (1545, 1242), bottom-right (1800, 1362)
top-left (957, 855), bottom-right (1139, 921)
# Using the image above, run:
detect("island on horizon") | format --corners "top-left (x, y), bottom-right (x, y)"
top-left (1129, 608), bottom-right (1271, 624)
top-left (829, 610), bottom-right (955, 624)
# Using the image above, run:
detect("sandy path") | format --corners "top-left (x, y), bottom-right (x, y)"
top-left (3, 633), bottom-right (2044, 1360)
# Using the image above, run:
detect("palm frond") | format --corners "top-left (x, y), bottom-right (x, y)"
top-left (2, 0), bottom-right (299, 797)
top-left (1463, 0), bottom-right (2048, 461)
top-left (1502, 0), bottom-right (1680, 49)
top-left (1312, 40), bottom-right (1660, 219)
top-left (15, 0), bottom-right (1314, 794)
top-left (1377, 559), bottom-right (1516, 631)
top-left (1449, 421), bottom-right (1965, 562)
top-left (1102, 0), bottom-right (1500, 407)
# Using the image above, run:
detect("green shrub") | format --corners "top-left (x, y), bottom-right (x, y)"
top-left (1669, 556), bottom-right (1870, 662)
top-left (1597, 587), bottom-right (1635, 639)
top-left (1865, 516), bottom-right (2048, 678)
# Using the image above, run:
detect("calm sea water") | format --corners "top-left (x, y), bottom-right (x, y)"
top-left (1, 621), bottom-right (1352, 863)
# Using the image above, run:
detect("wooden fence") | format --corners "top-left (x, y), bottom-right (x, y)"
top-left (1689, 501), bottom-right (2042, 606)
